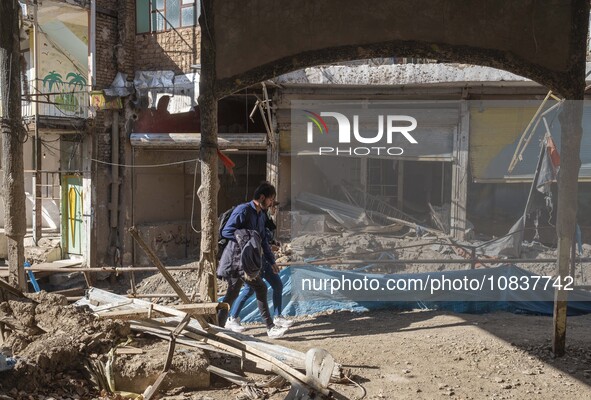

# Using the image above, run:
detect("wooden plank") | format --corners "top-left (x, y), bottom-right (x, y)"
top-left (163, 314), bottom-right (191, 371)
top-left (50, 287), bottom-right (86, 297)
top-left (97, 303), bottom-right (218, 320)
top-left (207, 365), bottom-right (251, 386)
top-left (0, 278), bottom-right (26, 299)
top-left (128, 227), bottom-right (191, 304)
top-left (115, 347), bottom-right (143, 355)
top-left (143, 370), bottom-right (169, 400)
top-left (131, 320), bottom-right (330, 396)
top-left (450, 101), bottom-right (469, 240)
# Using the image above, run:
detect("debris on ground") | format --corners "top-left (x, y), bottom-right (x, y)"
top-left (77, 288), bottom-right (345, 400)
top-left (0, 291), bottom-right (130, 398)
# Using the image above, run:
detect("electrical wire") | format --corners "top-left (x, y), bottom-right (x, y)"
top-left (344, 376), bottom-right (366, 400)
top-left (91, 158), bottom-right (200, 168)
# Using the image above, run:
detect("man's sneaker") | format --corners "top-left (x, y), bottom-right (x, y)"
top-left (273, 316), bottom-right (294, 328)
top-left (224, 317), bottom-right (245, 332)
top-left (267, 325), bottom-right (288, 339)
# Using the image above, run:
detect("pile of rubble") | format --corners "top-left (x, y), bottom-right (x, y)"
top-left (0, 291), bottom-right (129, 398)
top-left (0, 272), bottom-right (347, 400)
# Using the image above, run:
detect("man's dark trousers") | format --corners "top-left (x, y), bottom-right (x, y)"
top-left (218, 274), bottom-right (273, 329)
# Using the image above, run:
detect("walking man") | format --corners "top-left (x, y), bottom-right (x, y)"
top-left (217, 182), bottom-right (288, 339)
top-left (225, 201), bottom-right (293, 332)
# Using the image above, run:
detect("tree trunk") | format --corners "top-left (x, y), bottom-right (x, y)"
top-left (0, 0), bottom-right (27, 291)
top-left (197, 0), bottom-right (218, 303)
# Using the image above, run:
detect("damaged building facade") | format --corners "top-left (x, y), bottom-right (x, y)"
top-left (274, 63), bottom-right (591, 246)
top-left (2, 0), bottom-right (590, 270)
top-left (80, 0), bottom-right (269, 268)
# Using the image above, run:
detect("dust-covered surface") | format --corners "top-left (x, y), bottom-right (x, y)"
top-left (281, 233), bottom-right (591, 284)
top-left (160, 309), bottom-right (591, 400)
top-left (0, 292), bottom-right (130, 398)
top-left (114, 339), bottom-right (210, 393)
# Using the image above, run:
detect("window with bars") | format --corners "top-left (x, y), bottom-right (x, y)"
top-left (136, 0), bottom-right (199, 34)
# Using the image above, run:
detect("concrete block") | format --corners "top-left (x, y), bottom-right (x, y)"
top-left (292, 212), bottom-right (328, 235)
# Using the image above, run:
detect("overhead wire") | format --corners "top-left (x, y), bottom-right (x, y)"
top-left (91, 158), bottom-right (200, 168)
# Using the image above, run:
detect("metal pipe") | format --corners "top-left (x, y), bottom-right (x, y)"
top-left (32, 1), bottom-right (42, 245)
top-left (66, 293), bottom-right (202, 302)
top-left (88, 0), bottom-right (96, 87)
top-left (110, 111), bottom-right (119, 228)
top-left (3, 257), bottom-right (589, 273)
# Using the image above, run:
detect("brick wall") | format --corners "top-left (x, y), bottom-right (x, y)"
top-left (92, 0), bottom-right (202, 267)
top-left (135, 27), bottom-right (201, 74)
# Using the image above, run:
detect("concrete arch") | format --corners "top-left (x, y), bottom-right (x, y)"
top-left (197, 1), bottom-right (589, 356)
top-left (205, 0), bottom-right (589, 98)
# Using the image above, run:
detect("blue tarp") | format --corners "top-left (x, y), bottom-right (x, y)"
top-left (234, 265), bottom-right (591, 322)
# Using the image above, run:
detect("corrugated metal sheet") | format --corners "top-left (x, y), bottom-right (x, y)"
top-left (130, 133), bottom-right (267, 150)
top-left (470, 104), bottom-right (591, 182)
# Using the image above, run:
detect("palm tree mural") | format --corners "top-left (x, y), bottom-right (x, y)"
top-left (42, 71), bottom-right (87, 115)
top-left (66, 72), bottom-right (86, 90)
top-left (42, 71), bottom-right (63, 91)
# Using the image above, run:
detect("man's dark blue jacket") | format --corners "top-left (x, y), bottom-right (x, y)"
top-left (221, 201), bottom-right (275, 266)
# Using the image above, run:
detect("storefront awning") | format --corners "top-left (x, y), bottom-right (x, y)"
top-left (130, 133), bottom-right (268, 150)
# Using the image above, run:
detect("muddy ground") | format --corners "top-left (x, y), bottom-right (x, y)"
top-left (2, 231), bottom-right (590, 399)
top-left (161, 309), bottom-right (591, 400)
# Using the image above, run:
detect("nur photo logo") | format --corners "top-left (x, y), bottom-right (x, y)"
top-left (303, 110), bottom-right (419, 156)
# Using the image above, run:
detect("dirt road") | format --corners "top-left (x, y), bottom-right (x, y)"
top-left (170, 309), bottom-right (591, 400)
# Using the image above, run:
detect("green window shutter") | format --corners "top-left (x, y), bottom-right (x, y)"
top-left (136, 0), bottom-right (150, 33)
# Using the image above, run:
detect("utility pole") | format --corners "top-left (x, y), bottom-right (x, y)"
top-left (0, 0), bottom-right (28, 291)
top-left (32, 0), bottom-right (42, 244)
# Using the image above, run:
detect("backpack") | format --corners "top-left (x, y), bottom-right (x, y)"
top-left (217, 204), bottom-right (256, 260)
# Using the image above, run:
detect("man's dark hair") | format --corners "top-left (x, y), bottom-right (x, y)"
top-left (253, 181), bottom-right (276, 200)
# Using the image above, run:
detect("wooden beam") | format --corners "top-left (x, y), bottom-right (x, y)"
top-left (133, 320), bottom-right (331, 397)
top-left (450, 101), bottom-right (469, 239)
top-left (128, 227), bottom-right (191, 304)
top-left (115, 347), bottom-right (143, 355)
top-left (553, 100), bottom-right (585, 356)
top-left (143, 371), bottom-right (169, 400)
top-left (97, 303), bottom-right (219, 320)
top-left (207, 365), bottom-right (252, 386)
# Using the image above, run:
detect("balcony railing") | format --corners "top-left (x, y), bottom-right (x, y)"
top-left (22, 81), bottom-right (90, 119)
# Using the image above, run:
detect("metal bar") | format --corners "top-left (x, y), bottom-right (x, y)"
top-left (508, 91), bottom-right (553, 173)
top-left (4, 257), bottom-right (589, 273)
